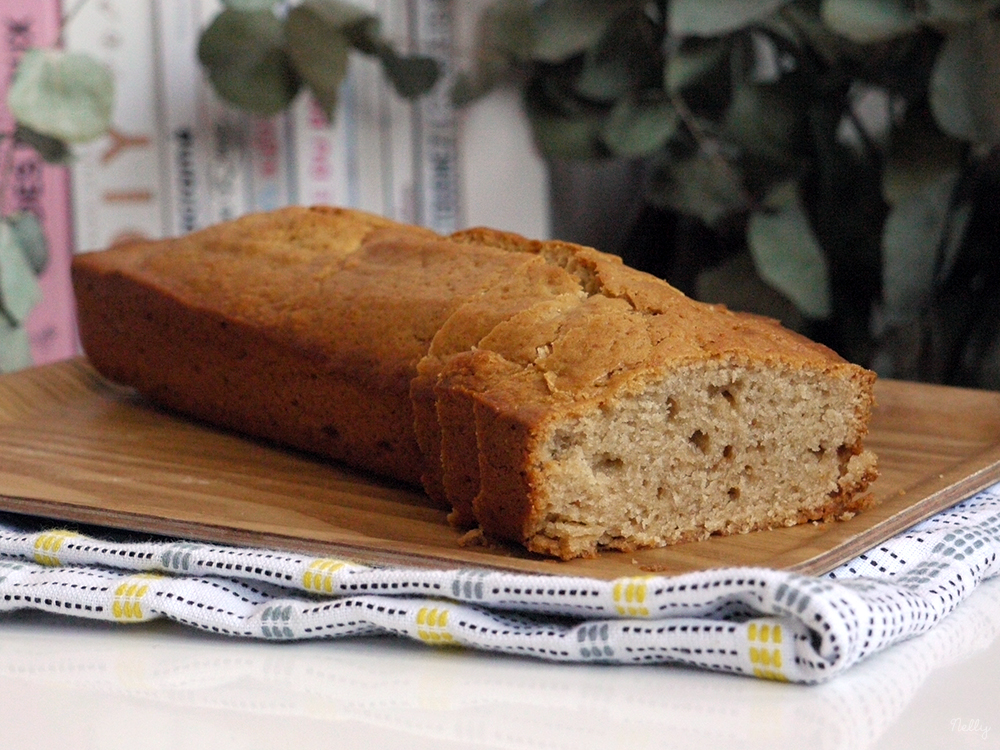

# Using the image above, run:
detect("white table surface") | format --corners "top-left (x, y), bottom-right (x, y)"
top-left (2, 574), bottom-right (999, 750)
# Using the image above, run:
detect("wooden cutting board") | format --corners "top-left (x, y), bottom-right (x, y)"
top-left (2, 359), bottom-right (1000, 580)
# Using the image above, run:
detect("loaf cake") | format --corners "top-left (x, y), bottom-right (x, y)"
top-left (72, 206), bottom-right (878, 559)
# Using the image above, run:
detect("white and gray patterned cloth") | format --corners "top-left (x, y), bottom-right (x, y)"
top-left (2, 482), bottom-right (999, 684)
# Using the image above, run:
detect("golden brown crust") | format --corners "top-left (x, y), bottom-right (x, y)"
top-left (75, 206), bottom-right (534, 486)
top-left (73, 207), bottom-right (435, 484)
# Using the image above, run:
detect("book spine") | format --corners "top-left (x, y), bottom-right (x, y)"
top-left (409, 0), bottom-right (462, 233)
top-left (63, 0), bottom-right (167, 251)
top-left (377, 0), bottom-right (416, 223)
top-left (153, 0), bottom-right (211, 236)
top-left (290, 60), bottom-right (353, 208)
top-left (290, 0), bottom-right (417, 221)
top-left (0, 0), bottom-right (77, 365)
top-left (247, 113), bottom-right (293, 213)
top-left (196, 0), bottom-right (251, 225)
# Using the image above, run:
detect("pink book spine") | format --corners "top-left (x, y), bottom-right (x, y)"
top-left (0, 0), bottom-right (77, 365)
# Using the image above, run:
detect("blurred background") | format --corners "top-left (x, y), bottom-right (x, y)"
top-left (2, 0), bottom-right (999, 390)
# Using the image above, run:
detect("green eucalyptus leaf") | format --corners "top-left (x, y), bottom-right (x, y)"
top-left (576, 46), bottom-right (633, 103)
top-left (7, 48), bottom-right (113, 143)
top-left (0, 221), bottom-right (42, 325)
top-left (929, 19), bottom-right (1000, 146)
top-left (14, 124), bottom-right (72, 164)
top-left (575, 7), bottom-right (660, 102)
top-left (601, 96), bottom-right (677, 156)
top-left (772, 1), bottom-right (864, 66)
top-left (669, 0), bottom-right (791, 37)
top-left (528, 112), bottom-right (604, 158)
top-left (295, 0), bottom-right (371, 29)
top-left (881, 169), bottom-right (961, 317)
top-left (723, 83), bottom-right (801, 170)
top-left (379, 51), bottom-right (440, 99)
top-left (820, 0), bottom-right (918, 44)
top-left (285, 3), bottom-right (354, 118)
top-left (532, 0), bottom-right (633, 62)
top-left (747, 180), bottom-right (831, 319)
top-left (451, 71), bottom-right (494, 106)
top-left (480, 0), bottom-right (536, 61)
top-left (647, 150), bottom-right (747, 227)
top-left (665, 38), bottom-right (729, 94)
top-left (222, 0), bottom-right (278, 9)
top-left (695, 252), bottom-right (806, 331)
top-left (198, 9), bottom-right (301, 116)
top-left (939, 200), bottom-right (972, 282)
top-left (526, 73), bottom-right (606, 158)
top-left (528, 72), bottom-right (591, 119)
top-left (0, 316), bottom-right (32, 373)
top-left (450, 0), bottom-right (533, 106)
top-left (921, 0), bottom-right (1000, 24)
top-left (883, 106), bottom-right (964, 205)
top-left (342, 15), bottom-right (385, 55)
top-left (7, 212), bottom-right (48, 275)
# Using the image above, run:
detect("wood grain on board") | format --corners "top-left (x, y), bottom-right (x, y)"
top-left (2, 359), bottom-right (1000, 580)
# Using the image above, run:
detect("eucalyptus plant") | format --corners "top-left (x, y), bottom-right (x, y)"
top-left (198, 0), bottom-right (440, 120)
top-left (1, 46), bottom-right (114, 372)
top-left (454, 0), bottom-right (1000, 387)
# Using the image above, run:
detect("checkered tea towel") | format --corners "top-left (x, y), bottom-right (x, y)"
top-left (2, 482), bottom-right (998, 684)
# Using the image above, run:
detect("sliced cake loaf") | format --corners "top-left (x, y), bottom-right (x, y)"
top-left (72, 206), bottom-right (878, 560)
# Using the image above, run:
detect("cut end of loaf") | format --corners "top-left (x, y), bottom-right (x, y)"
top-left (485, 359), bottom-right (877, 560)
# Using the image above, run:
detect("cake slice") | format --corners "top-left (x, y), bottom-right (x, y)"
top-left (412, 259), bottom-right (583, 518)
